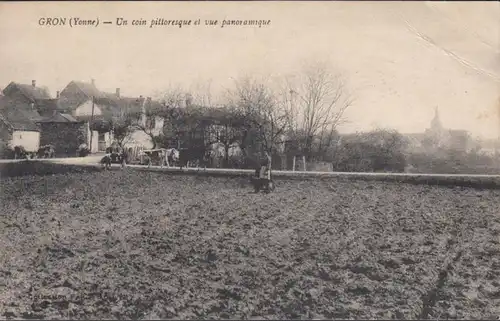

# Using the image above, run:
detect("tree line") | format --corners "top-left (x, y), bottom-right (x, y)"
top-left (111, 61), bottom-right (354, 168)
top-left (104, 60), bottom-right (499, 174)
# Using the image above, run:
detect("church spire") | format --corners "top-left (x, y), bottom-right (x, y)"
top-left (431, 106), bottom-right (442, 130)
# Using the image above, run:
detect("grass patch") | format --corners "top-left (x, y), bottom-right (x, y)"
top-left (0, 161), bottom-right (101, 178)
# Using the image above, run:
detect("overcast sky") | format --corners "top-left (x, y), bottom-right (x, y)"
top-left (1, 1), bottom-right (498, 138)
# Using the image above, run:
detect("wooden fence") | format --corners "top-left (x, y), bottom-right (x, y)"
top-left (128, 146), bottom-right (145, 163)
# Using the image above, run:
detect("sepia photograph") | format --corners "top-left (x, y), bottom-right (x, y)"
top-left (0, 0), bottom-right (499, 319)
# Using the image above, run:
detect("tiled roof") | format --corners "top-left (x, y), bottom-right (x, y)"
top-left (72, 81), bottom-right (108, 99)
top-left (57, 96), bottom-right (80, 112)
top-left (36, 99), bottom-right (64, 117)
top-left (60, 113), bottom-right (78, 122)
top-left (59, 80), bottom-right (120, 112)
top-left (73, 114), bottom-right (106, 122)
top-left (0, 96), bottom-right (41, 131)
top-left (38, 112), bottom-right (80, 123)
top-left (60, 81), bottom-right (164, 119)
top-left (2, 82), bottom-right (51, 102)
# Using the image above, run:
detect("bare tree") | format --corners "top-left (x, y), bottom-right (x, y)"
top-left (153, 85), bottom-right (189, 109)
top-left (154, 81), bottom-right (218, 109)
top-left (189, 79), bottom-right (215, 108)
top-left (110, 109), bottom-right (136, 148)
top-left (227, 77), bottom-right (289, 159)
top-left (282, 61), bottom-right (353, 160)
top-left (134, 115), bottom-right (161, 149)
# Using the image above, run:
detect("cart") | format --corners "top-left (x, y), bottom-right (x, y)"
top-left (140, 148), bottom-right (171, 167)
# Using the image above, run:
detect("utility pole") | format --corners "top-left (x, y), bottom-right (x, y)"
top-left (89, 96), bottom-right (95, 153)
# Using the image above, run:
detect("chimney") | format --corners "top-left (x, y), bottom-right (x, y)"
top-left (116, 88), bottom-right (120, 97)
top-left (56, 91), bottom-right (60, 98)
top-left (91, 79), bottom-right (95, 86)
top-left (32, 80), bottom-right (36, 87)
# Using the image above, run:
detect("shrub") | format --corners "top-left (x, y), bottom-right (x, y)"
top-left (13, 145), bottom-right (28, 159)
top-left (407, 150), bottom-right (499, 174)
top-left (0, 141), bottom-right (13, 159)
top-left (332, 129), bottom-right (408, 173)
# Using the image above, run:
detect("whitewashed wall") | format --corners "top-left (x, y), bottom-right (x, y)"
top-left (123, 130), bottom-right (154, 149)
top-left (10, 130), bottom-right (40, 152)
top-left (73, 100), bottom-right (103, 117)
top-left (87, 130), bottom-right (99, 153)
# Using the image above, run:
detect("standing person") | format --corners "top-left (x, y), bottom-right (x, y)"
top-left (259, 150), bottom-right (272, 179)
top-left (120, 147), bottom-right (129, 169)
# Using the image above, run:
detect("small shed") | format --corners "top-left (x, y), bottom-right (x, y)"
top-left (37, 112), bottom-right (98, 156)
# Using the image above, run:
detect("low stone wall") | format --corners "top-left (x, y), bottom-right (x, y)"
top-left (123, 165), bottom-right (500, 190)
top-left (2, 159), bottom-right (500, 190)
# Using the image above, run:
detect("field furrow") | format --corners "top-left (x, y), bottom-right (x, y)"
top-left (1, 170), bottom-right (499, 319)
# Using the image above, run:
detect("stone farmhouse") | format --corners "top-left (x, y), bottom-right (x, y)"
top-left (0, 96), bottom-right (42, 153)
top-left (0, 79), bottom-right (165, 156)
top-left (57, 79), bottom-right (164, 151)
top-left (0, 81), bottom-right (97, 156)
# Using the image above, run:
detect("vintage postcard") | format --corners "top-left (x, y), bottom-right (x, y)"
top-left (1, 1), bottom-right (499, 320)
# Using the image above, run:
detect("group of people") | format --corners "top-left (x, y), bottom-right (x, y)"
top-left (100, 142), bottom-right (274, 181)
top-left (100, 144), bottom-right (130, 169)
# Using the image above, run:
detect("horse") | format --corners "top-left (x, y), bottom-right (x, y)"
top-left (164, 148), bottom-right (180, 168)
top-left (100, 154), bottom-right (112, 170)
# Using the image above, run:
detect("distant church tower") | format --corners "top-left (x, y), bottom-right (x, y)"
top-left (429, 106), bottom-right (445, 140)
top-left (430, 106), bottom-right (443, 132)
top-left (423, 106), bottom-right (446, 150)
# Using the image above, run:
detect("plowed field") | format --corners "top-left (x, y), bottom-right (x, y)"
top-left (1, 170), bottom-right (499, 319)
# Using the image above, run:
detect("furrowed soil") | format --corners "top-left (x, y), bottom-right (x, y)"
top-left (1, 170), bottom-right (499, 320)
